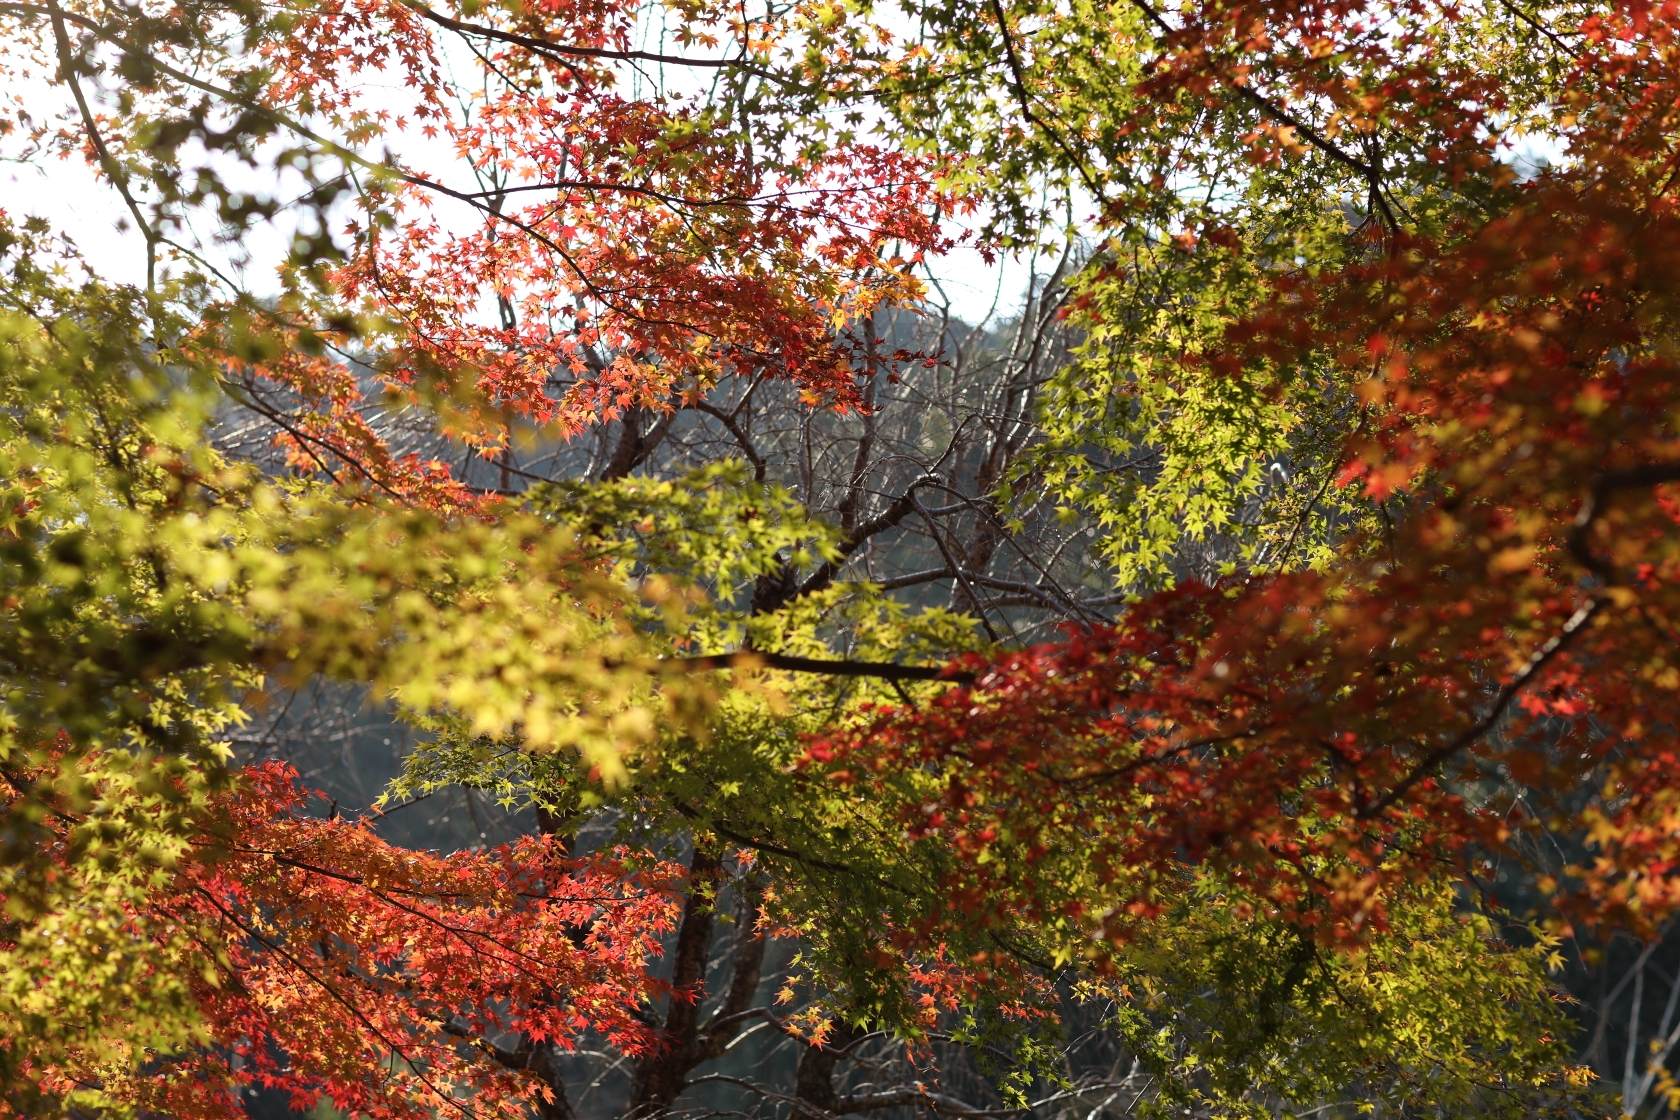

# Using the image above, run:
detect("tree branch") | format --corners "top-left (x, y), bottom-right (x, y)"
top-left (658, 650), bottom-right (974, 684)
top-left (1359, 463), bottom-right (1680, 819)
top-left (788, 477), bottom-right (939, 605)
top-left (400, 0), bottom-right (783, 81)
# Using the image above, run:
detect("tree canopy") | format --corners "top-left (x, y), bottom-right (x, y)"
top-left (0, 0), bottom-right (1671, 1115)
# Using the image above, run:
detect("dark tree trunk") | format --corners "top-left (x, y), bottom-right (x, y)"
top-left (628, 845), bottom-right (724, 1118)
top-left (601, 406), bottom-right (675, 481)
top-left (527, 1040), bottom-right (580, 1120)
top-left (795, 1021), bottom-right (864, 1116)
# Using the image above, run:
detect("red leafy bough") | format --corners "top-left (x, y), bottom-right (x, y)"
top-left (177, 0), bottom-right (965, 504)
top-left (117, 763), bottom-right (685, 1118)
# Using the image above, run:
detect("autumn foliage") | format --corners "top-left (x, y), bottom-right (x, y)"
top-left (184, 0), bottom-right (956, 502)
top-left (813, 0), bottom-right (1680, 949)
top-left (14, 761), bottom-right (680, 1117)
top-left (8, 0), bottom-right (1680, 1114)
